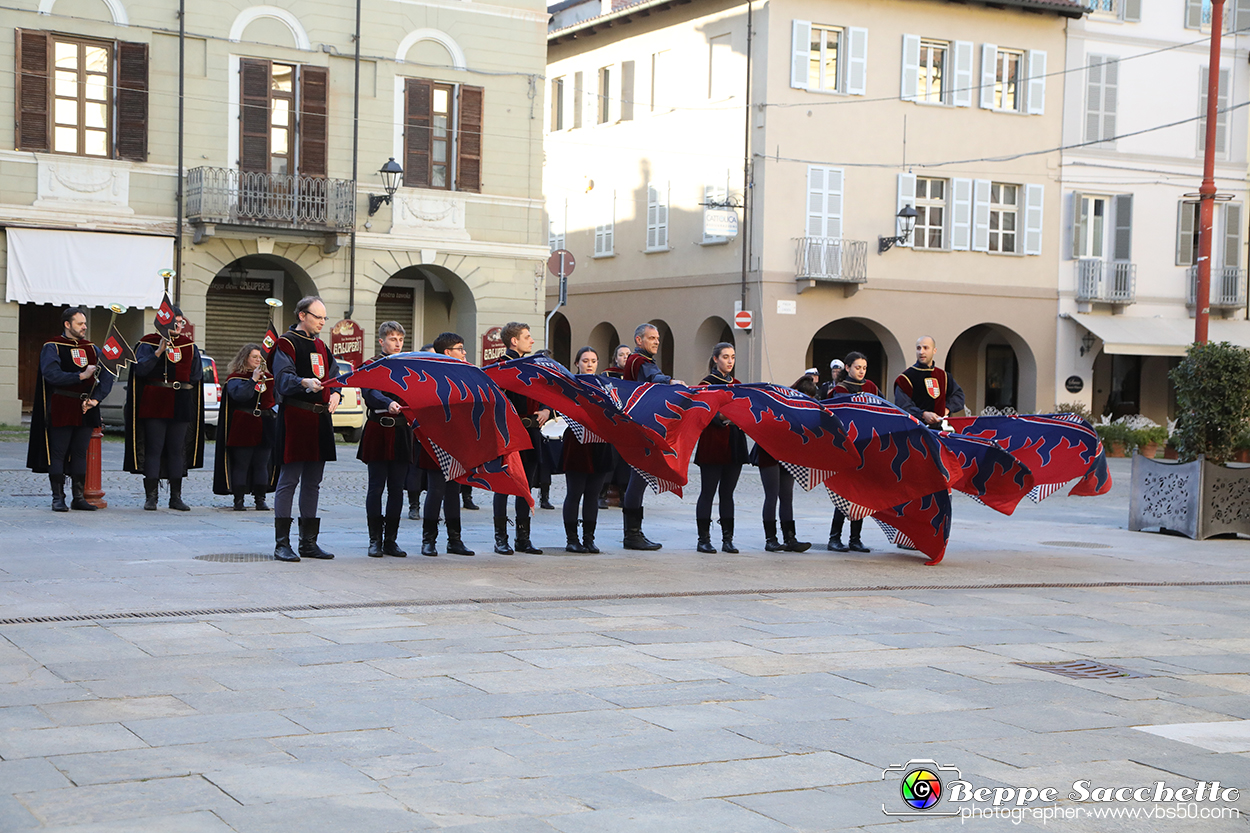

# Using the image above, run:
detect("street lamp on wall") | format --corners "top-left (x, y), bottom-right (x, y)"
top-left (1079, 332), bottom-right (1097, 357)
top-left (878, 205), bottom-right (919, 254)
top-left (367, 158), bottom-right (404, 216)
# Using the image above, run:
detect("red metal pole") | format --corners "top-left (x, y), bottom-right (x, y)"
top-left (1195, 0), bottom-right (1225, 345)
top-left (84, 425), bottom-right (107, 508)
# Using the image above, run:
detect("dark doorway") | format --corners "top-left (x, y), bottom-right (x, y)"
top-left (549, 312), bottom-right (572, 368)
top-left (1106, 354), bottom-right (1142, 418)
top-left (984, 344), bottom-right (1019, 411)
top-left (18, 304), bottom-right (65, 412)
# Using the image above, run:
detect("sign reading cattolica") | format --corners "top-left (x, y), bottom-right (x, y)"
top-left (882, 759), bottom-right (1241, 823)
top-left (703, 208), bottom-right (739, 238)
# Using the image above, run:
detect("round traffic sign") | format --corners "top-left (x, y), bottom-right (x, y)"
top-left (548, 249), bottom-right (576, 279)
top-left (734, 310), bottom-right (753, 330)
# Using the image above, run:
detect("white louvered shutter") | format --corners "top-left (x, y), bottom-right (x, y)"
top-left (1024, 183), bottom-right (1044, 256)
top-left (1185, 0), bottom-right (1205, 29)
top-left (1177, 201), bottom-right (1197, 266)
top-left (806, 166), bottom-right (843, 239)
top-left (951, 178), bottom-right (972, 251)
top-left (972, 179), bottom-right (991, 252)
top-left (1113, 194), bottom-right (1133, 262)
top-left (791, 21), bottom-right (811, 90)
top-left (900, 34), bottom-right (920, 101)
top-left (846, 27), bottom-right (868, 96)
top-left (1224, 203), bottom-right (1243, 268)
top-left (1121, 0), bottom-right (1142, 22)
top-left (980, 44), bottom-right (998, 109)
top-left (952, 41), bottom-right (973, 107)
top-left (1026, 50), bottom-right (1046, 115)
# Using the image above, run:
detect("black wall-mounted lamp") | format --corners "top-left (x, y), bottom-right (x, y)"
top-left (878, 205), bottom-right (919, 254)
top-left (227, 263), bottom-right (248, 287)
top-left (1079, 332), bottom-right (1097, 357)
top-left (368, 158), bottom-right (404, 216)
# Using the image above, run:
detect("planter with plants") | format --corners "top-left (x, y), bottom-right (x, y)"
top-left (1129, 341), bottom-right (1250, 539)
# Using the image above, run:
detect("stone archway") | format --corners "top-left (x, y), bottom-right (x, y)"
top-left (947, 323), bottom-right (1038, 415)
top-left (648, 318), bottom-right (675, 377)
top-left (547, 311), bottom-right (572, 368)
top-left (359, 252), bottom-right (479, 362)
top-left (694, 316), bottom-right (735, 372)
top-left (586, 321), bottom-right (620, 368)
top-left (806, 317), bottom-right (903, 392)
top-left (203, 254), bottom-right (315, 367)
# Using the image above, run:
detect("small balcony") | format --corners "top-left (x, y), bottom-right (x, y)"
top-left (1187, 265), bottom-right (1247, 312)
top-left (794, 237), bottom-right (869, 292)
top-left (1076, 258), bottom-right (1136, 305)
top-left (186, 167), bottom-right (356, 250)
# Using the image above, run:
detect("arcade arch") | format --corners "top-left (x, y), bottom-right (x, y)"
top-left (586, 322), bottom-right (620, 368)
top-left (204, 254), bottom-right (316, 366)
top-left (806, 317), bottom-right (903, 393)
top-left (947, 323), bottom-right (1037, 414)
top-left (547, 311), bottom-right (572, 368)
top-left (648, 318), bottom-right (675, 377)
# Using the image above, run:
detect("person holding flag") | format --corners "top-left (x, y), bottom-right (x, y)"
top-left (357, 321), bottom-right (413, 558)
top-left (212, 343), bottom-right (277, 511)
top-left (415, 332), bottom-right (476, 557)
top-left (26, 307), bottom-right (115, 511)
top-left (124, 296), bottom-right (205, 511)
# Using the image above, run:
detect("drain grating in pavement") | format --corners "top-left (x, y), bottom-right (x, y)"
top-left (1040, 541), bottom-right (1113, 549)
top-left (194, 553), bottom-right (275, 563)
top-left (1015, 660), bottom-right (1151, 680)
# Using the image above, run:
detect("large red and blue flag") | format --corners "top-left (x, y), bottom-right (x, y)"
top-left (947, 413), bottom-right (1111, 500)
top-left (330, 353), bottom-right (530, 472)
top-left (455, 450), bottom-right (535, 508)
top-left (710, 382), bottom-right (852, 480)
top-left (936, 431), bottom-right (1035, 515)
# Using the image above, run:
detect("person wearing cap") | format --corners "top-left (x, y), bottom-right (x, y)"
top-left (124, 307), bottom-right (205, 511)
top-left (827, 352), bottom-right (878, 553)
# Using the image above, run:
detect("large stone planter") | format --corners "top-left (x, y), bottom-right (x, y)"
top-left (1129, 456), bottom-right (1250, 539)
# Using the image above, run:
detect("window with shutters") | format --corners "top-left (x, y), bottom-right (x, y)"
top-left (808, 26), bottom-right (842, 92)
top-left (238, 59), bottom-right (327, 177)
top-left (918, 40), bottom-right (949, 105)
top-left (15, 30), bottom-right (148, 160)
top-left (805, 165), bottom-right (843, 239)
top-left (993, 48), bottom-right (1025, 112)
top-left (551, 77), bottom-right (564, 131)
top-left (1186, 0), bottom-right (1234, 31)
top-left (645, 182), bottom-right (669, 252)
top-left (1085, 56), bottom-right (1118, 145)
top-left (1198, 67), bottom-right (1230, 157)
top-left (1176, 201), bottom-right (1201, 266)
top-left (402, 78), bottom-right (484, 192)
top-left (597, 67), bottom-right (611, 124)
top-left (1074, 195), bottom-right (1108, 258)
top-left (988, 183), bottom-right (1018, 254)
top-left (594, 192), bottom-right (615, 258)
top-left (915, 178), bottom-right (947, 250)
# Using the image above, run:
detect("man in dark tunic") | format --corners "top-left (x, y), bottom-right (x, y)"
top-left (124, 308), bottom-right (204, 511)
top-left (271, 296), bottom-right (341, 562)
top-left (27, 306), bottom-right (113, 511)
top-left (357, 321), bottom-right (412, 558)
top-left (893, 335), bottom-right (965, 427)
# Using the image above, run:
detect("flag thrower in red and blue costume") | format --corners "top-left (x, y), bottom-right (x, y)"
top-left (482, 355), bottom-right (687, 488)
top-left (328, 353), bottom-right (531, 474)
top-left (947, 413), bottom-right (1111, 500)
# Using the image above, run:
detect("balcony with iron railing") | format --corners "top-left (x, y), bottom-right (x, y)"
top-left (186, 167), bottom-right (356, 249)
top-left (1187, 265), bottom-right (1247, 311)
top-left (794, 237), bottom-right (869, 291)
top-left (1076, 258), bottom-right (1136, 305)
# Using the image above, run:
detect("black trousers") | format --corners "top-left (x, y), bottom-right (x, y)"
top-left (623, 470), bottom-right (647, 510)
top-left (493, 491), bottom-right (531, 520)
top-left (696, 463), bottom-right (742, 522)
top-left (425, 469), bottom-right (461, 525)
top-left (760, 464), bottom-right (795, 524)
top-left (143, 419), bottom-right (188, 480)
top-left (367, 460), bottom-right (407, 517)
top-left (228, 445), bottom-right (271, 493)
top-left (831, 508), bottom-right (863, 537)
top-left (564, 471), bottom-right (608, 527)
top-left (47, 425), bottom-right (91, 477)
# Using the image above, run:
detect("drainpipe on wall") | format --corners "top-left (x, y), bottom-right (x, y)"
top-left (174, 0), bottom-right (185, 304)
top-left (346, 0), bottom-right (362, 321)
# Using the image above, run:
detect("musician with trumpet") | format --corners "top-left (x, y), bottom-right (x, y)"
top-left (212, 342), bottom-right (278, 510)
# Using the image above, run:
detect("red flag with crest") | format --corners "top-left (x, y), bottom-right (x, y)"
top-left (154, 291), bottom-right (177, 339)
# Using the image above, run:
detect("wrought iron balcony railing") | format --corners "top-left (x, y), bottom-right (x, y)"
top-left (185, 167), bottom-right (356, 234)
top-left (794, 237), bottom-right (869, 284)
top-left (1187, 265), bottom-right (1247, 309)
top-left (1076, 258), bottom-right (1136, 304)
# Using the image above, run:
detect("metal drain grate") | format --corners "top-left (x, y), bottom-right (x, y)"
top-left (193, 553), bottom-right (275, 563)
top-left (1015, 660), bottom-right (1150, 680)
top-left (1040, 541), bottom-right (1113, 549)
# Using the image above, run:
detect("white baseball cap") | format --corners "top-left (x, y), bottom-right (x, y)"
top-left (829, 359), bottom-right (845, 371)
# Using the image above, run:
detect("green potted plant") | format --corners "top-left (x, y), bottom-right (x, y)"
top-left (1094, 421), bottom-right (1131, 457)
top-left (1130, 342), bottom-right (1250, 539)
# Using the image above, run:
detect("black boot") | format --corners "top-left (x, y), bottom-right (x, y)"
top-left (253, 490), bottom-right (270, 511)
top-left (720, 518), bottom-right (738, 553)
top-left (168, 478), bottom-right (190, 511)
top-left (274, 517), bottom-right (299, 562)
top-left (143, 477), bottom-right (159, 511)
top-left (233, 490), bottom-right (247, 511)
top-left (408, 491), bottom-right (421, 520)
top-left (515, 515), bottom-right (543, 554)
top-left (382, 514), bottom-right (407, 557)
top-left (622, 508), bottom-right (662, 550)
top-left (696, 518), bottom-right (715, 553)
top-left (50, 475), bottom-right (68, 513)
top-left (828, 516), bottom-right (849, 552)
top-left (69, 475), bottom-right (96, 510)
top-left (565, 519), bottom-right (588, 553)
top-left (782, 521), bottom-right (811, 552)
top-left (297, 518), bottom-right (334, 559)
top-left (539, 486), bottom-right (555, 511)
top-left (848, 520), bottom-right (871, 553)
top-left (764, 520), bottom-right (785, 552)
top-left (421, 516), bottom-right (439, 556)
top-left (446, 518), bottom-right (474, 556)
top-left (582, 518), bottom-right (600, 553)
top-left (461, 489), bottom-right (479, 511)
top-left (367, 515), bottom-right (384, 557)
top-left (493, 517), bottom-right (514, 554)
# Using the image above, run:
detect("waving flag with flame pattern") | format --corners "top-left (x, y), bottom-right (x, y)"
top-left (455, 450), bottom-right (535, 508)
top-left (482, 356), bottom-right (685, 486)
top-left (936, 431), bottom-right (1035, 514)
top-left (947, 413), bottom-right (1111, 501)
top-left (579, 376), bottom-right (732, 495)
top-left (329, 353), bottom-right (530, 473)
top-left (817, 393), bottom-right (957, 512)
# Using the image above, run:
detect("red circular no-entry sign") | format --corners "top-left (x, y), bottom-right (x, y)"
top-left (734, 310), bottom-right (753, 330)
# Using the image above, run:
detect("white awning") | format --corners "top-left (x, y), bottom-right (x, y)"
top-left (1067, 313), bottom-right (1250, 356)
top-left (5, 228), bottom-right (170, 308)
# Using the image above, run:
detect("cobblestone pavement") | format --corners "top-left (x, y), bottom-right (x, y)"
top-left (2, 441), bottom-right (1249, 831)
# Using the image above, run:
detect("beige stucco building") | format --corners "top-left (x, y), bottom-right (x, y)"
top-left (0, 0), bottom-right (549, 425)
top-left (545, 0), bottom-right (1084, 413)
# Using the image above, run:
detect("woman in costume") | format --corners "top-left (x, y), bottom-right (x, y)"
top-left (693, 342), bottom-right (748, 553)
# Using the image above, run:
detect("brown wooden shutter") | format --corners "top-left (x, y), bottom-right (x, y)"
top-left (297, 65), bottom-right (328, 177)
top-left (403, 78), bottom-right (432, 189)
top-left (115, 40), bottom-right (149, 161)
top-left (239, 58), bottom-right (271, 172)
top-left (456, 84), bottom-right (483, 193)
top-left (15, 29), bottom-right (50, 153)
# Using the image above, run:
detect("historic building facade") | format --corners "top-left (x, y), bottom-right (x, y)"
top-left (0, 0), bottom-right (548, 425)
